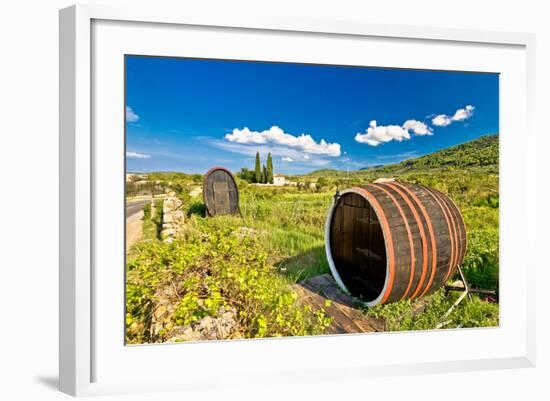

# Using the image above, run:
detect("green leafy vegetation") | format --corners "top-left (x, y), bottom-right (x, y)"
top-left (387, 134), bottom-right (498, 173)
top-left (237, 167), bottom-right (254, 183)
top-left (141, 199), bottom-right (163, 241)
top-left (126, 217), bottom-right (332, 344)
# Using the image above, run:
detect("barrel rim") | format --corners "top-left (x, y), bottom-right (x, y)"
top-left (202, 166), bottom-right (240, 216)
top-left (324, 187), bottom-right (391, 307)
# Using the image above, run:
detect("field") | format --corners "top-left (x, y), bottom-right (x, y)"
top-left (126, 135), bottom-right (499, 343)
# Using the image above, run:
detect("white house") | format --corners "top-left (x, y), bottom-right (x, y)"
top-left (273, 174), bottom-right (286, 186)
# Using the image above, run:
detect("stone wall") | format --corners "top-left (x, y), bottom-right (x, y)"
top-left (161, 193), bottom-right (185, 243)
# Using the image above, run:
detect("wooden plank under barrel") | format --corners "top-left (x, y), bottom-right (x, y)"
top-left (325, 181), bottom-right (467, 306)
top-left (203, 167), bottom-right (240, 217)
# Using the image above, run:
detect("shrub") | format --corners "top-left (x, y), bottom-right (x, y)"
top-left (461, 230), bottom-right (499, 291)
top-left (126, 219), bottom-right (332, 343)
top-left (142, 203), bottom-right (151, 220)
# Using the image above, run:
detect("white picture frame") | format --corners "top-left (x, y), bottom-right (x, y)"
top-left (59, 4), bottom-right (536, 397)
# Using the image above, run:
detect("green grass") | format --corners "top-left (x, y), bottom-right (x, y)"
top-left (365, 289), bottom-right (499, 331)
top-left (225, 187), bottom-right (332, 281)
top-left (141, 200), bottom-right (164, 241)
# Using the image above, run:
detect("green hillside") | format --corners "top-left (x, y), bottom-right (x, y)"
top-left (307, 134), bottom-right (498, 177)
top-left (377, 134), bottom-right (498, 174)
top-left (305, 168), bottom-right (345, 177)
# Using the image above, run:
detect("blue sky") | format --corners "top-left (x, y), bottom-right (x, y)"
top-left (126, 56), bottom-right (498, 175)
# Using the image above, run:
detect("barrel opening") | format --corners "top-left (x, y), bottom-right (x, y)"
top-left (328, 191), bottom-right (387, 302)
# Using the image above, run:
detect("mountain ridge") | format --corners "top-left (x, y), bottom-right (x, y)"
top-left (306, 134), bottom-right (498, 177)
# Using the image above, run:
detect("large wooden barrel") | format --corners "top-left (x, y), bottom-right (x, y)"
top-left (203, 167), bottom-right (240, 217)
top-left (325, 181), bottom-right (466, 306)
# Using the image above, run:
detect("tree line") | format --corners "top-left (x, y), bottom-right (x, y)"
top-left (238, 152), bottom-right (274, 184)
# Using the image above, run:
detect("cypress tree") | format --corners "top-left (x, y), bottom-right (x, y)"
top-left (254, 152), bottom-right (261, 183)
top-left (262, 164), bottom-right (267, 184)
top-left (266, 152), bottom-right (274, 184)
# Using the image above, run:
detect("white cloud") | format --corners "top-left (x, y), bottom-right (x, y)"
top-left (355, 120), bottom-right (411, 146)
top-left (355, 119), bottom-right (433, 146)
top-left (225, 126), bottom-right (341, 157)
top-left (126, 151), bottom-right (150, 159)
top-left (281, 157), bottom-right (294, 162)
top-left (431, 114), bottom-right (452, 127)
top-left (403, 119), bottom-right (433, 136)
top-left (209, 139), bottom-right (332, 167)
top-left (126, 106), bottom-right (139, 123)
top-left (432, 105), bottom-right (474, 127)
top-left (452, 105), bottom-right (475, 121)
top-left (356, 105), bottom-right (474, 146)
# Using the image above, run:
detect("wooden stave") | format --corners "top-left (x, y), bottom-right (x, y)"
top-left (381, 182), bottom-right (428, 300)
top-left (202, 166), bottom-right (240, 217)
top-left (363, 184), bottom-right (414, 304)
top-left (434, 187), bottom-right (467, 278)
top-left (382, 182), bottom-right (464, 300)
top-left (416, 184), bottom-right (458, 297)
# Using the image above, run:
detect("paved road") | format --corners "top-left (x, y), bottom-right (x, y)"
top-left (126, 198), bottom-right (152, 252)
top-left (126, 199), bottom-right (150, 218)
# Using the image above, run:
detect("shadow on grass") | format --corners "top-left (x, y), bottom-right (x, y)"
top-left (187, 201), bottom-right (206, 218)
top-left (275, 245), bottom-right (329, 283)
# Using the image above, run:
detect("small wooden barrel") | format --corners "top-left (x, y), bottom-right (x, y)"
top-left (203, 167), bottom-right (240, 217)
top-left (325, 181), bottom-right (466, 306)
